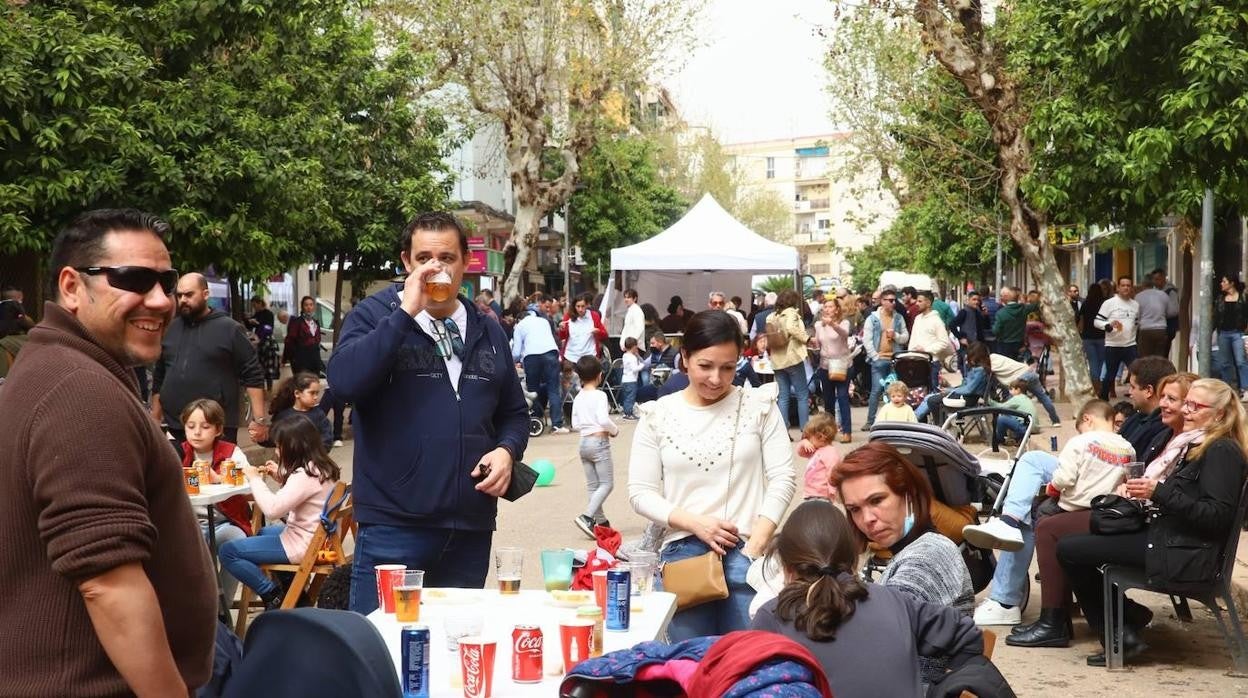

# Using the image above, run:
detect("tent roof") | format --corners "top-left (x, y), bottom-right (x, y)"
top-left (610, 194), bottom-right (799, 271)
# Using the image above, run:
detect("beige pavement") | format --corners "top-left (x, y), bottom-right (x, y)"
top-left (294, 392), bottom-right (1248, 696)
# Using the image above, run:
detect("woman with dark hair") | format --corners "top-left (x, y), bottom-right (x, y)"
top-left (283, 295), bottom-right (324, 375)
top-left (246, 296), bottom-right (280, 391)
top-left (752, 500), bottom-right (982, 698)
top-left (1215, 273), bottom-right (1248, 399)
top-left (769, 289), bottom-right (811, 430)
top-left (1079, 281), bottom-right (1108, 396)
top-left (659, 295), bottom-right (689, 334)
top-left (640, 302), bottom-right (662, 344)
top-left (830, 441), bottom-right (974, 685)
top-left (629, 310), bottom-right (796, 640)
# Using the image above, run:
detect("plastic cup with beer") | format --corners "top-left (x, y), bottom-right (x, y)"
top-left (540, 549), bottom-right (574, 592)
top-left (627, 552), bottom-right (658, 596)
top-left (495, 547), bottom-right (523, 594)
top-left (425, 269), bottom-right (454, 303)
top-left (374, 564), bottom-right (407, 613)
top-left (393, 570), bottom-right (424, 623)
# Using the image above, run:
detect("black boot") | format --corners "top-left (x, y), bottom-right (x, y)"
top-left (1009, 607), bottom-right (1074, 640)
top-left (1086, 623), bottom-right (1149, 666)
top-left (1006, 608), bottom-right (1072, 647)
top-left (260, 586), bottom-right (285, 611)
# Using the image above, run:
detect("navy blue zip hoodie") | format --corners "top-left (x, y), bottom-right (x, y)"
top-left (327, 287), bottom-right (529, 530)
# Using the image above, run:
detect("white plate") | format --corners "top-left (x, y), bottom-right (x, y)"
top-left (421, 589), bottom-right (480, 605)
top-left (544, 590), bottom-right (594, 608)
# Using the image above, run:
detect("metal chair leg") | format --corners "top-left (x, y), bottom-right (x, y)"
top-left (1171, 595), bottom-right (1193, 622)
top-left (1105, 572), bottom-right (1125, 670)
top-left (1219, 590), bottom-right (1248, 677)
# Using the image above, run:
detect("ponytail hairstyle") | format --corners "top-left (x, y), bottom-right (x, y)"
top-left (269, 416), bottom-right (341, 484)
top-left (270, 371), bottom-right (321, 415)
top-left (768, 500), bottom-right (870, 642)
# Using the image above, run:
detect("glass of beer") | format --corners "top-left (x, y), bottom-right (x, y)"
top-left (393, 569), bottom-right (424, 623)
top-left (495, 547), bottom-right (523, 594)
top-left (425, 270), bottom-right (454, 303)
top-left (541, 549), bottom-right (574, 592)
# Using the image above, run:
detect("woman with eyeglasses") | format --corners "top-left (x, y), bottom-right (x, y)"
top-left (1009, 372), bottom-right (1196, 649)
top-left (1040, 379), bottom-right (1246, 665)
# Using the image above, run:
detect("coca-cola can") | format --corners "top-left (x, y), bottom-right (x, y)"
top-left (511, 625), bottom-right (543, 683)
top-left (458, 636), bottom-right (496, 698)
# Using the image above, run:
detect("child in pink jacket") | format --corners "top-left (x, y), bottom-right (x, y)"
top-left (800, 414), bottom-right (842, 501)
top-left (220, 417), bottom-right (340, 609)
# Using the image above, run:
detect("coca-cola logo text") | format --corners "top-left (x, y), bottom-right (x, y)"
top-left (515, 635), bottom-right (542, 652)
top-left (463, 646), bottom-right (483, 696)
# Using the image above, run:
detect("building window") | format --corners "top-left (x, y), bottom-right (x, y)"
top-left (766, 157), bottom-right (775, 179)
top-left (817, 219), bottom-right (830, 230)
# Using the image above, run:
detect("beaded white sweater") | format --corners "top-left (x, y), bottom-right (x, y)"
top-left (628, 383), bottom-right (796, 549)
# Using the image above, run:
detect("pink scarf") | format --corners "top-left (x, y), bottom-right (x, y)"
top-left (1144, 428), bottom-right (1205, 482)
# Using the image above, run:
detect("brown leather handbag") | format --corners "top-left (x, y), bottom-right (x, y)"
top-left (660, 391), bottom-right (744, 611)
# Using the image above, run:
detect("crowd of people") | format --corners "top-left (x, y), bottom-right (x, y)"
top-left (3, 206), bottom-right (1248, 697)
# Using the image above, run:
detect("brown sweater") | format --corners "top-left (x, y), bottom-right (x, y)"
top-left (0, 303), bottom-right (216, 696)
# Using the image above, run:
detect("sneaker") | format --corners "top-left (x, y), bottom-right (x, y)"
top-left (962, 517), bottom-right (1025, 552)
top-left (332, 439), bottom-right (344, 448)
top-left (552, 426), bottom-right (571, 435)
top-left (1241, 390), bottom-right (1248, 403)
top-left (1051, 422), bottom-right (1062, 430)
top-left (573, 514), bottom-right (595, 540)
top-left (973, 598), bottom-right (1021, 626)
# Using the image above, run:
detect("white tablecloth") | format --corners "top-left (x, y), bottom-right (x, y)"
top-left (367, 589), bottom-right (677, 697)
top-left (188, 482), bottom-right (251, 507)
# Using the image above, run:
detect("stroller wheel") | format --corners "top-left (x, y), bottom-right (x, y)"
top-left (528, 417), bottom-right (545, 437)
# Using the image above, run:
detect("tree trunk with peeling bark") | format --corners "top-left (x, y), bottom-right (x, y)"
top-left (910, 0), bottom-right (1092, 407)
top-left (503, 203), bottom-right (544, 304)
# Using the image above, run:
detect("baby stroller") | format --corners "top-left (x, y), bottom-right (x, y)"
top-left (863, 422), bottom-right (998, 597)
top-left (891, 351), bottom-right (937, 409)
top-left (940, 406), bottom-right (1035, 521)
top-left (515, 369), bottom-right (546, 438)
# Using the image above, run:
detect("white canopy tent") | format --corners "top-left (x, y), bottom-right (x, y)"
top-left (603, 194), bottom-right (800, 333)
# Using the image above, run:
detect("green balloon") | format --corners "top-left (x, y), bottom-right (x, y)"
top-left (532, 459), bottom-right (556, 486)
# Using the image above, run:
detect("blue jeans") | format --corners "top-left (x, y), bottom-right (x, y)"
top-left (657, 536), bottom-right (753, 641)
top-left (1020, 371), bottom-right (1060, 423)
top-left (620, 381), bottom-right (638, 417)
top-left (1082, 338), bottom-right (1105, 384)
top-left (201, 520), bottom-right (247, 604)
top-left (817, 368), bottom-right (851, 435)
top-left (219, 525), bottom-right (289, 597)
top-left (523, 350), bottom-right (563, 427)
top-left (348, 524), bottom-right (493, 614)
top-left (989, 452), bottom-right (1058, 607)
top-left (994, 415), bottom-right (1027, 442)
top-left (1099, 345), bottom-right (1137, 400)
top-left (1217, 330), bottom-right (1248, 390)
top-left (775, 362), bottom-right (810, 429)
top-left (865, 359), bottom-right (892, 426)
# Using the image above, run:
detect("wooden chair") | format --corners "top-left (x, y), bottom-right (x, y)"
top-left (959, 629), bottom-right (996, 698)
top-left (235, 481), bottom-right (353, 638)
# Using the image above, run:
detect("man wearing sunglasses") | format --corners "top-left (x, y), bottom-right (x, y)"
top-left (150, 271), bottom-right (269, 446)
top-left (862, 286), bottom-right (910, 428)
top-left (0, 209), bottom-right (216, 696)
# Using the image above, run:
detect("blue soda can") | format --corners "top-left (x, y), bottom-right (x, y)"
top-left (401, 625), bottom-right (431, 698)
top-left (1050, 435), bottom-right (1058, 451)
top-left (606, 569), bottom-right (631, 631)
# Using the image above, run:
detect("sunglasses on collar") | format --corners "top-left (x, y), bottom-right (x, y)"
top-left (74, 266), bottom-right (179, 295)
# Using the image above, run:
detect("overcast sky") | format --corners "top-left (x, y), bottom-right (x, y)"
top-left (668, 0), bottom-right (840, 145)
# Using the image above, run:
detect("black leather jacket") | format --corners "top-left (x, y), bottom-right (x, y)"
top-left (1146, 438), bottom-right (1247, 586)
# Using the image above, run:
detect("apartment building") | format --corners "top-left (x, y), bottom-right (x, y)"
top-left (726, 134), bottom-right (896, 289)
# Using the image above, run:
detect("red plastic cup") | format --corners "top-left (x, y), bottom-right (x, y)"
top-left (592, 570), bottom-right (609, 613)
top-left (374, 564), bottom-right (406, 613)
top-left (559, 620), bottom-right (594, 670)
top-left (458, 636), bottom-right (496, 698)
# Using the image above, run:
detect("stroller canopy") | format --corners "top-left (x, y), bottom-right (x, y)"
top-left (868, 422), bottom-right (982, 507)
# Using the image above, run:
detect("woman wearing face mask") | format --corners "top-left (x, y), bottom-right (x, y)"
top-left (629, 310), bottom-right (797, 640)
top-left (830, 442), bottom-right (974, 686)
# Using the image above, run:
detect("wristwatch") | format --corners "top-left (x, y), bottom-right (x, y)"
top-left (251, 416), bottom-right (271, 427)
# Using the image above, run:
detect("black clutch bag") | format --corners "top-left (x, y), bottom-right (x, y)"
top-left (503, 461), bottom-right (539, 502)
top-left (1090, 494), bottom-right (1147, 535)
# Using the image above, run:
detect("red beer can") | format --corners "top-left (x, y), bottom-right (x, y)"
top-left (459, 636), bottom-right (496, 698)
top-left (511, 625), bottom-right (543, 683)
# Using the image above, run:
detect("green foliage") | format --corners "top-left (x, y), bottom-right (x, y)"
top-left (569, 135), bottom-right (687, 270)
top-left (1011, 0), bottom-right (1248, 226)
top-left (0, 2), bottom-right (450, 288)
top-left (757, 274), bottom-right (797, 295)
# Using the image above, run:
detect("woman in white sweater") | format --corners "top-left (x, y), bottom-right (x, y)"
top-left (629, 310), bottom-right (797, 640)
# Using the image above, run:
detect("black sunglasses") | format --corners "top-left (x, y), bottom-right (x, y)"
top-left (74, 266), bottom-right (179, 295)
